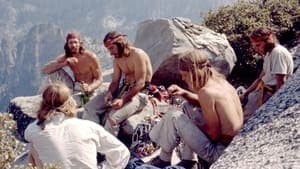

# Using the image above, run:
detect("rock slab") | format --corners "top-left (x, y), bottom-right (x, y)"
top-left (134, 17), bottom-right (237, 87)
top-left (210, 65), bottom-right (300, 168)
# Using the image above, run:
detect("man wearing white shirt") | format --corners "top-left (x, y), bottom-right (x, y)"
top-left (240, 27), bottom-right (294, 122)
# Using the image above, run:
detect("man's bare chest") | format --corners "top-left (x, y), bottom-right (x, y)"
top-left (117, 61), bottom-right (134, 74)
top-left (70, 58), bottom-right (91, 74)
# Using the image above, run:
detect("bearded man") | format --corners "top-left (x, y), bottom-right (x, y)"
top-left (83, 31), bottom-right (153, 137)
top-left (42, 31), bottom-right (103, 107)
top-left (240, 27), bottom-right (294, 122)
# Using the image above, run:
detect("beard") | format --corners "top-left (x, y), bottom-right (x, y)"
top-left (70, 47), bottom-right (80, 54)
top-left (114, 53), bottom-right (122, 58)
top-left (112, 50), bottom-right (122, 58)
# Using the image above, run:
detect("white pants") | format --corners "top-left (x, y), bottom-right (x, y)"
top-left (149, 102), bottom-right (225, 164)
top-left (103, 93), bottom-right (149, 136)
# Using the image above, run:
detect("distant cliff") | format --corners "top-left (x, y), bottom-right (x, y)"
top-left (0, 24), bottom-right (64, 111)
top-left (0, 0), bottom-right (235, 111)
top-left (0, 23), bottom-right (112, 112)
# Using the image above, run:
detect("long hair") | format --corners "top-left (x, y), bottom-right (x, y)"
top-left (37, 82), bottom-right (77, 130)
top-left (103, 31), bottom-right (130, 57)
top-left (250, 27), bottom-right (278, 53)
top-left (179, 49), bottom-right (224, 91)
top-left (64, 31), bottom-right (85, 58)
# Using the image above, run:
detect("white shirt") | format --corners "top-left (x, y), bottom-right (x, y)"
top-left (262, 44), bottom-right (294, 86)
top-left (25, 113), bottom-right (130, 169)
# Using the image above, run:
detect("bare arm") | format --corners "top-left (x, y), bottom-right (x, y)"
top-left (42, 55), bottom-right (67, 74)
top-left (105, 61), bottom-right (122, 101)
top-left (197, 89), bottom-right (221, 142)
top-left (83, 53), bottom-right (103, 92)
top-left (275, 74), bottom-right (286, 91)
top-left (168, 84), bottom-right (200, 106)
top-left (243, 71), bottom-right (265, 97)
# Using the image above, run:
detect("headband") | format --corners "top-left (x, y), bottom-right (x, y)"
top-left (66, 32), bottom-right (81, 41)
top-left (104, 35), bottom-right (125, 48)
top-left (250, 34), bottom-right (270, 43)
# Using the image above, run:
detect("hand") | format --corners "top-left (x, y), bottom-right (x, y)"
top-left (104, 91), bottom-right (113, 104)
top-left (167, 84), bottom-right (184, 96)
top-left (80, 82), bottom-right (91, 93)
top-left (111, 98), bottom-right (124, 110)
top-left (65, 57), bottom-right (78, 66)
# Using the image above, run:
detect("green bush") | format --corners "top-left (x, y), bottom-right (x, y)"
top-left (0, 113), bottom-right (59, 169)
top-left (202, 0), bottom-right (300, 86)
top-left (0, 113), bottom-right (25, 169)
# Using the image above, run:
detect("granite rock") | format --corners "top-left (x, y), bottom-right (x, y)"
top-left (210, 64), bottom-right (300, 169)
top-left (134, 17), bottom-right (236, 87)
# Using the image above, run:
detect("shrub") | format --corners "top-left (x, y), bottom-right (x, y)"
top-left (0, 113), bottom-right (25, 169)
top-left (202, 0), bottom-right (300, 86)
top-left (0, 113), bottom-right (59, 169)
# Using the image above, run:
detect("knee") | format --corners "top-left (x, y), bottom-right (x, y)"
top-left (164, 109), bottom-right (183, 120)
top-left (158, 110), bottom-right (188, 130)
top-left (106, 112), bottom-right (119, 127)
top-left (107, 116), bottom-right (117, 126)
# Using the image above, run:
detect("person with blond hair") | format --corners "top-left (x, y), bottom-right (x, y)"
top-left (149, 49), bottom-right (244, 169)
top-left (24, 82), bottom-right (130, 169)
top-left (240, 27), bottom-right (294, 122)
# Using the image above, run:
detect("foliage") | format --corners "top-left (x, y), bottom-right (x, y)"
top-left (13, 163), bottom-right (60, 169)
top-left (0, 113), bottom-right (59, 169)
top-left (0, 113), bottom-right (25, 169)
top-left (202, 0), bottom-right (300, 86)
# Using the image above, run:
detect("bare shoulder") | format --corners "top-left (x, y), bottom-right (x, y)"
top-left (84, 50), bottom-right (98, 59)
top-left (56, 54), bottom-right (67, 62)
top-left (131, 47), bottom-right (148, 58)
top-left (198, 87), bottom-right (213, 100)
top-left (84, 50), bottom-right (101, 64)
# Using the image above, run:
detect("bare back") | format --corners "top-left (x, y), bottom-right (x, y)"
top-left (198, 78), bottom-right (243, 139)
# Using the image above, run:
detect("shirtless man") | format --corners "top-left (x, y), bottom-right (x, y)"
top-left (149, 49), bottom-right (244, 169)
top-left (83, 31), bottom-right (153, 136)
top-left (42, 31), bottom-right (103, 106)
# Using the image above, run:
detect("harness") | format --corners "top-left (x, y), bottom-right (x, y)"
top-left (257, 81), bottom-right (276, 106)
top-left (113, 79), bottom-right (152, 99)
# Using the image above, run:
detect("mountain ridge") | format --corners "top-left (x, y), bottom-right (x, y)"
top-left (0, 1), bottom-right (235, 111)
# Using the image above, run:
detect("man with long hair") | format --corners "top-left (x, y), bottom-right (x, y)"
top-left (42, 31), bottom-right (103, 106)
top-left (149, 49), bottom-right (244, 169)
top-left (240, 27), bottom-right (294, 122)
top-left (83, 31), bottom-right (153, 136)
top-left (24, 82), bottom-right (130, 169)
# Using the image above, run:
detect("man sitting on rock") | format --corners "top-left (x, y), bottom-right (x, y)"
top-left (42, 31), bottom-right (104, 107)
top-left (24, 82), bottom-right (130, 169)
top-left (240, 27), bottom-right (294, 122)
top-left (149, 49), bottom-right (244, 169)
top-left (82, 31), bottom-right (153, 137)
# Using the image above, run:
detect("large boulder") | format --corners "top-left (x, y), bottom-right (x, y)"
top-left (134, 17), bottom-right (237, 87)
top-left (8, 95), bottom-right (40, 142)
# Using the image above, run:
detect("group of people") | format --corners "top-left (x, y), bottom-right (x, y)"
top-left (24, 26), bottom-right (294, 169)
